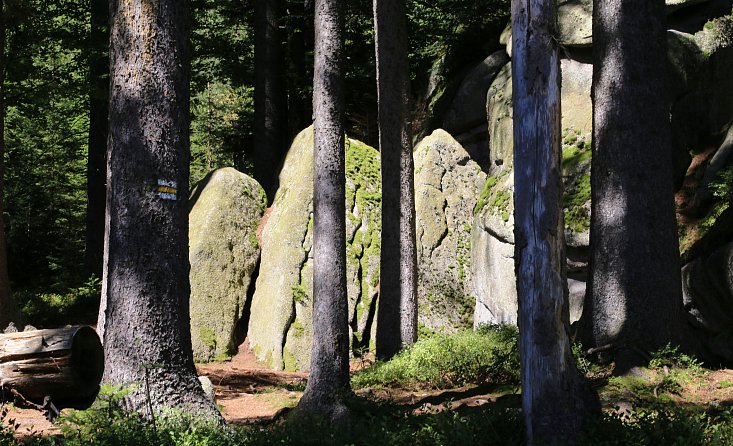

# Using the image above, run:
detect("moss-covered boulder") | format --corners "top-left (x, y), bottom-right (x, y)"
top-left (473, 58), bottom-right (592, 327)
top-left (247, 127), bottom-right (381, 371)
top-left (500, 0), bottom-right (713, 54)
top-left (189, 167), bottom-right (267, 362)
top-left (477, 8), bottom-right (733, 337)
top-left (414, 130), bottom-right (486, 332)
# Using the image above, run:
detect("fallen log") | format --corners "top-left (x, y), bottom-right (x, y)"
top-left (0, 326), bottom-right (103, 408)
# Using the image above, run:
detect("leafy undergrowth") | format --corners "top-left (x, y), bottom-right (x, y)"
top-left (6, 335), bottom-right (733, 445)
top-left (352, 324), bottom-right (520, 390)
top-left (15, 276), bottom-right (102, 328)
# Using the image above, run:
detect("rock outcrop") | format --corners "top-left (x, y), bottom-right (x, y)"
top-left (247, 128), bottom-right (381, 371)
top-left (414, 130), bottom-right (486, 331)
top-left (472, 58), bottom-right (592, 327)
top-left (189, 168), bottom-right (266, 362)
top-left (473, 4), bottom-right (733, 341)
top-left (248, 127), bottom-right (489, 370)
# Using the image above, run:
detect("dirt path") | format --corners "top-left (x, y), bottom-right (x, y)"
top-left (8, 338), bottom-right (733, 440)
top-left (3, 339), bottom-right (308, 436)
top-left (195, 340), bottom-right (308, 424)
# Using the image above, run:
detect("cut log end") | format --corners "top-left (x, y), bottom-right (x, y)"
top-left (1, 326), bottom-right (104, 407)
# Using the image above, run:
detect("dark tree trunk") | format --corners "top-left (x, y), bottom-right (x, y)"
top-left (373, 0), bottom-right (417, 360)
top-left (512, 0), bottom-right (598, 443)
top-left (98, 0), bottom-right (220, 419)
top-left (83, 0), bottom-right (110, 280)
top-left (0, 0), bottom-right (19, 329)
top-left (297, 0), bottom-right (350, 422)
top-left (254, 0), bottom-right (288, 201)
top-left (285, 0), bottom-right (314, 137)
top-left (580, 0), bottom-right (692, 372)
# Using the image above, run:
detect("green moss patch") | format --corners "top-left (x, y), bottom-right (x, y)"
top-left (563, 174), bottom-right (591, 233)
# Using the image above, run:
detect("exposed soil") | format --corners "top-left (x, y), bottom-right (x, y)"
top-left (5, 339), bottom-right (733, 440)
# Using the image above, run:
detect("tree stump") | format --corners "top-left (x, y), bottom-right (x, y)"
top-left (0, 326), bottom-right (103, 407)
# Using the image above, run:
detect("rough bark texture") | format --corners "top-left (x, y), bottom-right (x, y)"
top-left (99, 0), bottom-right (220, 419)
top-left (0, 326), bottom-right (103, 405)
top-left (512, 0), bottom-right (598, 443)
top-left (84, 0), bottom-right (110, 280)
top-left (254, 0), bottom-right (288, 201)
top-left (297, 0), bottom-right (351, 421)
top-left (0, 0), bottom-right (19, 329)
top-left (285, 0), bottom-right (314, 137)
top-left (580, 0), bottom-right (691, 371)
top-left (373, 0), bottom-right (417, 360)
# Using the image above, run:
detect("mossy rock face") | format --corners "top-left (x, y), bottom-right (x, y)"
top-left (189, 167), bottom-right (266, 362)
top-left (248, 127), bottom-right (381, 371)
top-left (482, 8), bottom-right (733, 333)
top-left (473, 59), bottom-right (593, 327)
top-left (414, 130), bottom-right (486, 332)
top-left (500, 0), bottom-right (710, 54)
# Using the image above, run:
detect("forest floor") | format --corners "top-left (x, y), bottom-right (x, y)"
top-left (4, 338), bottom-right (513, 439)
top-left (6, 338), bottom-right (733, 440)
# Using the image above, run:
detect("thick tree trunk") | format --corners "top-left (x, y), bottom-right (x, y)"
top-left (580, 0), bottom-right (691, 372)
top-left (0, 0), bottom-right (19, 329)
top-left (83, 0), bottom-right (110, 280)
top-left (254, 0), bottom-right (287, 201)
top-left (373, 0), bottom-right (417, 360)
top-left (285, 0), bottom-right (314, 137)
top-left (297, 0), bottom-right (350, 422)
top-left (99, 0), bottom-right (220, 419)
top-left (0, 326), bottom-right (103, 406)
top-left (512, 0), bottom-right (598, 443)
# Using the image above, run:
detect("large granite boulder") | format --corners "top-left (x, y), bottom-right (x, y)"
top-left (475, 8), bottom-right (733, 342)
top-left (189, 168), bottom-right (267, 362)
top-left (682, 241), bottom-right (733, 361)
top-left (440, 52), bottom-right (509, 168)
top-left (247, 128), bottom-right (381, 371)
top-left (500, 0), bottom-right (715, 55)
top-left (414, 130), bottom-right (486, 331)
top-left (473, 58), bottom-right (592, 327)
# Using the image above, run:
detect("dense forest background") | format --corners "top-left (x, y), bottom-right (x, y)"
top-left (2, 0), bottom-right (506, 295)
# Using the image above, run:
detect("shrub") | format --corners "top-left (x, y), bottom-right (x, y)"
top-left (352, 324), bottom-right (520, 389)
top-left (18, 276), bottom-right (102, 327)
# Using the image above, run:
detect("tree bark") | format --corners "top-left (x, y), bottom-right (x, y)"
top-left (373, 0), bottom-right (417, 360)
top-left (254, 0), bottom-right (288, 201)
top-left (512, 0), bottom-right (598, 443)
top-left (0, 0), bottom-right (19, 329)
top-left (0, 326), bottom-right (103, 405)
top-left (580, 0), bottom-right (692, 372)
top-left (297, 0), bottom-right (350, 422)
top-left (285, 0), bottom-right (314, 138)
top-left (83, 0), bottom-right (110, 280)
top-left (99, 0), bottom-right (220, 419)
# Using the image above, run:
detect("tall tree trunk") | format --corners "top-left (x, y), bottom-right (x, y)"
top-left (83, 0), bottom-right (110, 280)
top-left (254, 0), bottom-right (287, 201)
top-left (0, 0), bottom-right (19, 329)
top-left (512, 0), bottom-right (598, 443)
top-left (297, 0), bottom-right (350, 422)
top-left (373, 0), bottom-right (417, 360)
top-left (285, 0), bottom-right (314, 137)
top-left (98, 0), bottom-right (220, 419)
top-left (580, 0), bottom-right (691, 372)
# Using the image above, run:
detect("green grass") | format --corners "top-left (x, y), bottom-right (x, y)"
top-left (7, 392), bottom-right (733, 446)
top-left (352, 324), bottom-right (520, 390)
top-left (6, 342), bottom-right (733, 445)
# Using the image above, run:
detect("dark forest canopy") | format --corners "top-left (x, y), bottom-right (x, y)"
top-left (1, 0), bottom-right (509, 293)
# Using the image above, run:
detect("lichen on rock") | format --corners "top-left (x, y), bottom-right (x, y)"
top-left (189, 167), bottom-right (266, 362)
top-left (248, 127), bottom-right (381, 371)
top-left (414, 130), bottom-right (486, 332)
